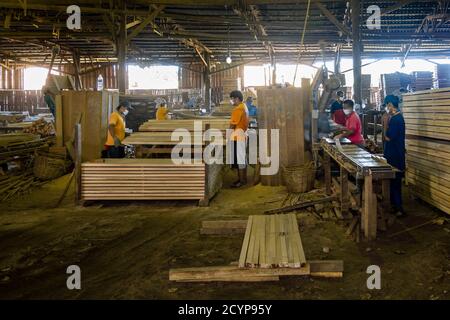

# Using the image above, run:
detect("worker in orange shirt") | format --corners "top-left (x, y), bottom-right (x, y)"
top-left (229, 90), bottom-right (249, 188)
top-left (104, 101), bottom-right (130, 158)
top-left (155, 98), bottom-right (169, 120)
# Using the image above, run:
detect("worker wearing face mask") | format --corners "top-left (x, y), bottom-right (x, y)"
top-left (104, 101), bottom-right (130, 158)
top-left (383, 95), bottom-right (406, 218)
top-left (334, 99), bottom-right (364, 147)
top-left (330, 90), bottom-right (346, 126)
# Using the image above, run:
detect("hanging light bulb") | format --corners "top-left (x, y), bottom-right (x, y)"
top-left (226, 25), bottom-right (232, 65)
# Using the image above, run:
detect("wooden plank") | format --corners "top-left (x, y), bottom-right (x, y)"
top-left (238, 216), bottom-right (253, 268)
top-left (278, 215), bottom-right (289, 267)
top-left (268, 214), bottom-right (276, 267)
top-left (289, 213), bottom-right (307, 266)
top-left (259, 216), bottom-right (267, 268)
top-left (246, 215), bottom-right (257, 267)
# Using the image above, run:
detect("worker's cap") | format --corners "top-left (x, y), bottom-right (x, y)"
top-left (383, 95), bottom-right (399, 108)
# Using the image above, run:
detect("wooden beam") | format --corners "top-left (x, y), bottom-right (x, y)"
top-left (351, 0), bottom-right (362, 105)
top-left (381, 0), bottom-right (415, 16)
top-left (117, 2), bottom-right (127, 94)
top-left (315, 2), bottom-right (351, 37)
top-left (126, 5), bottom-right (165, 45)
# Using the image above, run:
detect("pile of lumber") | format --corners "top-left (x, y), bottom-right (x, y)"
top-left (23, 118), bottom-right (55, 137)
top-left (411, 71), bottom-right (433, 92)
top-left (257, 87), bottom-right (310, 186)
top-left (239, 214), bottom-right (306, 268)
top-left (403, 88), bottom-right (450, 215)
top-left (138, 119), bottom-right (229, 133)
top-left (434, 64), bottom-right (450, 88)
top-left (81, 159), bottom-right (206, 201)
top-left (170, 214), bottom-right (344, 282)
top-left (380, 72), bottom-right (412, 97)
top-left (0, 133), bottom-right (48, 164)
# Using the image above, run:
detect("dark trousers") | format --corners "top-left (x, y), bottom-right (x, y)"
top-left (390, 172), bottom-right (403, 212)
top-left (106, 146), bottom-right (125, 158)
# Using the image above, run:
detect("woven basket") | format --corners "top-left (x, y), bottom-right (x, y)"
top-left (33, 154), bottom-right (71, 180)
top-left (282, 162), bottom-right (316, 193)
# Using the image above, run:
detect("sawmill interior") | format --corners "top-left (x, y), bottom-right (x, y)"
top-left (0, 0), bottom-right (449, 301)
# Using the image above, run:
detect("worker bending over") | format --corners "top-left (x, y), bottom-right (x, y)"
top-left (155, 98), bottom-right (169, 120)
top-left (383, 95), bottom-right (406, 217)
top-left (334, 100), bottom-right (364, 147)
top-left (229, 90), bottom-right (249, 188)
top-left (104, 101), bottom-right (129, 158)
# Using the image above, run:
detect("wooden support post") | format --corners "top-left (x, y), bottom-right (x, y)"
top-left (117, 4), bottom-right (127, 94)
top-left (363, 173), bottom-right (377, 240)
top-left (203, 53), bottom-right (211, 111)
top-left (324, 153), bottom-right (331, 195)
top-left (340, 167), bottom-right (349, 215)
top-left (55, 94), bottom-right (63, 147)
top-left (74, 123), bottom-right (82, 205)
top-left (351, 0), bottom-right (362, 105)
top-left (72, 51), bottom-right (83, 90)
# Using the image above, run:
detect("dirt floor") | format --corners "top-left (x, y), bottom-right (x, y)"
top-left (0, 167), bottom-right (449, 300)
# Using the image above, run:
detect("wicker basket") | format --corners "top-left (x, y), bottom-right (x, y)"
top-left (33, 154), bottom-right (71, 180)
top-left (282, 162), bottom-right (316, 193)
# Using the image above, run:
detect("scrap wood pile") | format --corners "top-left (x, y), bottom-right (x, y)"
top-left (264, 189), bottom-right (351, 221)
top-left (403, 88), bottom-right (450, 215)
top-left (0, 171), bottom-right (43, 202)
top-left (170, 214), bottom-right (344, 282)
top-left (23, 118), bottom-right (55, 137)
top-left (0, 133), bottom-right (49, 164)
top-left (0, 113), bottom-right (27, 124)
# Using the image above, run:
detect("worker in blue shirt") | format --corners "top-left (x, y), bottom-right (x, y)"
top-left (383, 95), bottom-right (406, 217)
top-left (245, 97), bottom-right (257, 117)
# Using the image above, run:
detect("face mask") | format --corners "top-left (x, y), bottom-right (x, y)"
top-left (343, 109), bottom-right (352, 115)
top-left (123, 110), bottom-right (129, 116)
top-left (230, 99), bottom-right (234, 105)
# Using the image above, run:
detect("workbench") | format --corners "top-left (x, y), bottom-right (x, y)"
top-left (321, 138), bottom-right (396, 241)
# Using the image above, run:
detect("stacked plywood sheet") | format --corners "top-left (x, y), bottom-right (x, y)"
top-left (257, 87), bottom-right (309, 186)
top-left (239, 214), bottom-right (307, 268)
top-left (403, 88), bottom-right (450, 215)
top-left (81, 159), bottom-right (205, 201)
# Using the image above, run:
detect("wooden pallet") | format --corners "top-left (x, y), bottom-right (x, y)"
top-left (239, 214), bottom-right (306, 268)
top-left (138, 119), bottom-right (230, 132)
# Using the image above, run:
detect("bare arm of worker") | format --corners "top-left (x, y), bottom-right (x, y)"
top-left (335, 129), bottom-right (353, 139)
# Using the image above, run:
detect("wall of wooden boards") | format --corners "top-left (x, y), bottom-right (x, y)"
top-left (403, 88), bottom-right (450, 215)
top-left (257, 86), bottom-right (311, 186)
top-left (56, 90), bottom-right (119, 161)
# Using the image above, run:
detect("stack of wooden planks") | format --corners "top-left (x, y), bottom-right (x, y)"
top-left (138, 119), bottom-right (229, 133)
top-left (239, 214), bottom-right (306, 268)
top-left (435, 64), bottom-right (450, 88)
top-left (257, 87), bottom-right (310, 186)
top-left (381, 72), bottom-right (412, 97)
top-left (411, 71), bottom-right (433, 92)
top-left (403, 88), bottom-right (450, 215)
top-left (81, 159), bottom-right (206, 201)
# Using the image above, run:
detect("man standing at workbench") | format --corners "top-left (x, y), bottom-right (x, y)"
top-left (104, 101), bottom-right (130, 158)
top-left (383, 95), bottom-right (406, 217)
top-left (229, 90), bottom-right (249, 188)
top-left (334, 99), bottom-right (364, 147)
